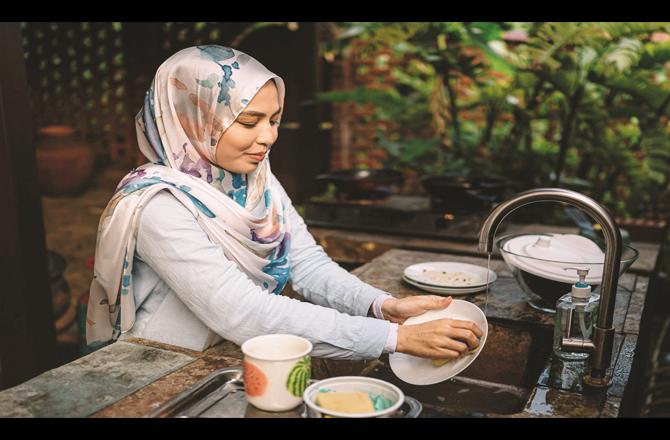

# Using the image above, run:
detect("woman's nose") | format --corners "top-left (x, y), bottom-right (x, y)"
top-left (257, 123), bottom-right (278, 146)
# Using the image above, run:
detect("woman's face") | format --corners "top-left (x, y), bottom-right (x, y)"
top-left (214, 80), bottom-right (281, 174)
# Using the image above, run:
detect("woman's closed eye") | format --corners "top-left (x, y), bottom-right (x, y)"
top-left (238, 120), bottom-right (280, 128)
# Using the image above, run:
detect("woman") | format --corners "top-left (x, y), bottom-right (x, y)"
top-left (86, 45), bottom-right (483, 361)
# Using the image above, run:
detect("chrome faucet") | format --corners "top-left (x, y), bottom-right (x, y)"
top-left (478, 188), bottom-right (623, 387)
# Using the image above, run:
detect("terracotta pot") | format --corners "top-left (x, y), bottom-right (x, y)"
top-left (36, 125), bottom-right (94, 196)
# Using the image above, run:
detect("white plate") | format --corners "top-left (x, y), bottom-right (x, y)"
top-left (402, 275), bottom-right (491, 295)
top-left (404, 262), bottom-right (497, 288)
top-left (389, 300), bottom-right (488, 385)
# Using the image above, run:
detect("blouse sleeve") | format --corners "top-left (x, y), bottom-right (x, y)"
top-left (135, 190), bottom-right (391, 360)
top-left (276, 181), bottom-right (393, 317)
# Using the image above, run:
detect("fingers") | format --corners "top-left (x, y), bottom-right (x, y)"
top-left (396, 315), bottom-right (483, 360)
top-left (451, 328), bottom-right (480, 350)
top-left (433, 348), bottom-right (461, 360)
top-left (422, 295), bottom-right (452, 311)
top-left (448, 319), bottom-right (484, 338)
top-left (432, 318), bottom-right (482, 350)
top-left (443, 338), bottom-right (469, 353)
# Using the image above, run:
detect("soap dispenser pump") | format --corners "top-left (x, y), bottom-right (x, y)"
top-left (552, 267), bottom-right (600, 361)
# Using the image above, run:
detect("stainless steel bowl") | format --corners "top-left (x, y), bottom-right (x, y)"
top-left (302, 376), bottom-right (421, 418)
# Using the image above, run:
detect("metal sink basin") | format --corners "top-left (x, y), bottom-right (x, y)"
top-left (313, 319), bottom-right (552, 417)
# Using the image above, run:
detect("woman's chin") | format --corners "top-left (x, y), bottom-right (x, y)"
top-left (224, 161), bottom-right (260, 174)
top-left (241, 162), bottom-right (261, 173)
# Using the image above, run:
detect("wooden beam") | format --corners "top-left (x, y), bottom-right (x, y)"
top-left (0, 22), bottom-right (56, 389)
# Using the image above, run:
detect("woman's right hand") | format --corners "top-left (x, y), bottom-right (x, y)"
top-left (395, 318), bottom-right (484, 360)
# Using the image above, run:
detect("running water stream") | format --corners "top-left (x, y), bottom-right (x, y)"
top-left (484, 253), bottom-right (492, 316)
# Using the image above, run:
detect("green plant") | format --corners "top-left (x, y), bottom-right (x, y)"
top-left (319, 22), bottom-right (670, 219)
top-left (319, 23), bottom-right (514, 176)
top-left (500, 22), bottom-right (670, 217)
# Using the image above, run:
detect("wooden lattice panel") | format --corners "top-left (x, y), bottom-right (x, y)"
top-left (21, 22), bottom-right (133, 165)
top-left (160, 22), bottom-right (260, 59)
top-left (161, 22), bottom-right (227, 54)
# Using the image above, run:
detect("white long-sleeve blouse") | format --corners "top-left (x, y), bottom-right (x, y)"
top-left (119, 188), bottom-right (398, 360)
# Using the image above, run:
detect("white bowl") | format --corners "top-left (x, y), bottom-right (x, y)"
top-left (303, 376), bottom-right (405, 418)
top-left (497, 233), bottom-right (639, 312)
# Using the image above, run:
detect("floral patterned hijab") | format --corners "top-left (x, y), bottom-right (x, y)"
top-left (86, 45), bottom-right (290, 347)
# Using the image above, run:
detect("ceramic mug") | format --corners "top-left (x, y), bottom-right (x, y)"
top-left (241, 334), bottom-right (313, 412)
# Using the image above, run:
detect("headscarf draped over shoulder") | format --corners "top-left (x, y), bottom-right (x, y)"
top-left (86, 46), bottom-right (290, 347)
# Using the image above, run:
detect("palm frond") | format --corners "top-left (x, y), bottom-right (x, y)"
top-left (639, 42), bottom-right (670, 67)
top-left (514, 23), bottom-right (605, 72)
top-left (588, 71), bottom-right (670, 111)
top-left (642, 128), bottom-right (670, 185)
top-left (604, 38), bottom-right (642, 72)
top-left (599, 22), bottom-right (669, 41)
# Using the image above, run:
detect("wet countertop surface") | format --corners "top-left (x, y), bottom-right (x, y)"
top-left (0, 248), bottom-right (648, 418)
top-left (350, 249), bottom-right (647, 418)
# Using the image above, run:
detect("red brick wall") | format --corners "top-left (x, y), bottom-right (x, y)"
top-left (329, 44), bottom-right (403, 171)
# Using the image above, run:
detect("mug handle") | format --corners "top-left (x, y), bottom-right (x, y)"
top-left (402, 396), bottom-right (423, 418)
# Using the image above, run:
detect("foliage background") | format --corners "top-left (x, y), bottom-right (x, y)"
top-left (318, 22), bottom-right (670, 220)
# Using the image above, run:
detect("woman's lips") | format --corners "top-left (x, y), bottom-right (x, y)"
top-left (246, 152), bottom-right (265, 161)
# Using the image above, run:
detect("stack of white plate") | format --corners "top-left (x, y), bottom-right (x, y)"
top-left (402, 261), bottom-right (497, 295)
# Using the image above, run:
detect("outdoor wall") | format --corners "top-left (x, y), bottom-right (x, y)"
top-left (19, 22), bottom-right (332, 204)
top-left (328, 44), bottom-right (403, 171)
top-left (21, 22), bottom-right (133, 166)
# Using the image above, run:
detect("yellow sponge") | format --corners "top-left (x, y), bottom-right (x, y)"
top-left (431, 348), bottom-right (478, 367)
top-left (315, 391), bottom-right (375, 414)
top-left (431, 358), bottom-right (453, 367)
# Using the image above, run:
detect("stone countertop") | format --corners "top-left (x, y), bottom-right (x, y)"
top-left (0, 337), bottom-right (246, 418)
top-left (0, 248), bottom-right (649, 418)
top-left (90, 339), bottom-right (246, 418)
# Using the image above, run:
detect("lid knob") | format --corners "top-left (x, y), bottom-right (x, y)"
top-left (534, 237), bottom-right (552, 248)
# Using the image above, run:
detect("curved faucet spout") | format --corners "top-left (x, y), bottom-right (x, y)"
top-left (478, 188), bottom-right (623, 384)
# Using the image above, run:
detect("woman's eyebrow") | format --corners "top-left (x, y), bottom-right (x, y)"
top-left (239, 108), bottom-right (282, 118)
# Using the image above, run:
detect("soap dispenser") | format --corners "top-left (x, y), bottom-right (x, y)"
top-left (552, 267), bottom-right (600, 361)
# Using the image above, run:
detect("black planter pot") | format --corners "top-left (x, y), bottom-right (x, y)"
top-left (422, 173), bottom-right (510, 212)
top-left (47, 250), bottom-right (71, 314)
top-left (47, 250), bottom-right (66, 281)
top-left (315, 169), bottom-right (404, 200)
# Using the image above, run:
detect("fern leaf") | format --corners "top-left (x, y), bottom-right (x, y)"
top-left (599, 22), bottom-right (669, 41)
top-left (605, 38), bottom-right (642, 72)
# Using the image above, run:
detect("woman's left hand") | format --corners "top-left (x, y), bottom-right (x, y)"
top-left (381, 295), bottom-right (452, 324)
